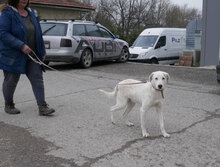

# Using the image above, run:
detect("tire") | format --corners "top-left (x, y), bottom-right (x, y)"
top-left (80, 49), bottom-right (93, 68)
top-left (150, 58), bottom-right (158, 64)
top-left (119, 47), bottom-right (129, 62)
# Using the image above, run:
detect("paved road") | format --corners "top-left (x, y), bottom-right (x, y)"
top-left (0, 62), bottom-right (219, 167)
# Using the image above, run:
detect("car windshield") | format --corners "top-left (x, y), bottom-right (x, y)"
top-left (40, 23), bottom-right (67, 36)
top-left (132, 35), bottom-right (158, 48)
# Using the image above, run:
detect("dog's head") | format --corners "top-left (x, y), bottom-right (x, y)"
top-left (149, 71), bottom-right (170, 90)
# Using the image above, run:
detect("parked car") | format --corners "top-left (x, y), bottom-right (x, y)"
top-left (129, 28), bottom-right (186, 65)
top-left (40, 20), bottom-right (130, 68)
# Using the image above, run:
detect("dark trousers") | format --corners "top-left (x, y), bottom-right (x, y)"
top-left (2, 60), bottom-right (45, 105)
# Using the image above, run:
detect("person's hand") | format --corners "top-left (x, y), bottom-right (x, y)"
top-left (21, 44), bottom-right (32, 55)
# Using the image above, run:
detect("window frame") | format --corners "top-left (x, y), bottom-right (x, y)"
top-left (72, 24), bottom-right (86, 36)
top-left (155, 36), bottom-right (166, 49)
top-left (85, 24), bottom-right (102, 37)
top-left (40, 23), bottom-right (68, 36)
top-left (98, 26), bottom-right (115, 39)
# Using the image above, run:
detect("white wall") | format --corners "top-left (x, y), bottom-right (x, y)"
top-left (201, 0), bottom-right (220, 66)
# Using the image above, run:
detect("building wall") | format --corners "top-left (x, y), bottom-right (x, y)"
top-left (30, 6), bottom-right (87, 20)
top-left (201, 0), bottom-right (220, 66)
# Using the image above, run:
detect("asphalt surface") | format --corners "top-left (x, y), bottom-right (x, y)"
top-left (0, 61), bottom-right (219, 167)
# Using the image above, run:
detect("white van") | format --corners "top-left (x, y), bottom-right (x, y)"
top-left (129, 28), bottom-right (186, 65)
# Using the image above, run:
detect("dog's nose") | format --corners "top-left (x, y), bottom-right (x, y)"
top-left (158, 84), bottom-right (163, 89)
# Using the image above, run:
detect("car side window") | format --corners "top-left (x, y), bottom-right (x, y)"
top-left (72, 24), bottom-right (86, 36)
top-left (99, 27), bottom-right (114, 38)
top-left (155, 36), bottom-right (166, 49)
top-left (86, 25), bottom-right (102, 37)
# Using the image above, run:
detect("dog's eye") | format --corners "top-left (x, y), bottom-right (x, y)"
top-left (155, 77), bottom-right (158, 80)
top-left (162, 77), bottom-right (165, 80)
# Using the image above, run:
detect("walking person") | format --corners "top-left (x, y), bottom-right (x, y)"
top-left (0, 0), bottom-right (55, 116)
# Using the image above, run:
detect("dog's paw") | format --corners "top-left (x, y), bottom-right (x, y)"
top-left (142, 132), bottom-right (150, 138)
top-left (163, 133), bottom-right (170, 138)
top-left (126, 122), bottom-right (134, 127)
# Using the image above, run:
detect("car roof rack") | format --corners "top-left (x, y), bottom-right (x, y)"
top-left (40, 19), bottom-right (97, 25)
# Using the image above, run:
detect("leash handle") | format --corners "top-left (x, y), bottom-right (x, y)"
top-left (27, 51), bottom-right (58, 71)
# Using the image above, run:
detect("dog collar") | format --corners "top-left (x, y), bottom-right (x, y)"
top-left (152, 86), bottom-right (164, 99)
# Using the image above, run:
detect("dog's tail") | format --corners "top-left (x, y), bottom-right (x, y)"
top-left (99, 85), bottom-right (118, 98)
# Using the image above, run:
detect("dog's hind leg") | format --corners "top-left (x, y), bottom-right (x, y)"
top-left (123, 100), bottom-right (135, 126)
top-left (110, 99), bottom-right (128, 124)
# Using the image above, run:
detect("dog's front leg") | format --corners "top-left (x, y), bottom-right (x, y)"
top-left (140, 107), bottom-right (150, 138)
top-left (156, 104), bottom-right (170, 138)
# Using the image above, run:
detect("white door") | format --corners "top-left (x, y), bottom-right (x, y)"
top-left (154, 36), bottom-right (171, 64)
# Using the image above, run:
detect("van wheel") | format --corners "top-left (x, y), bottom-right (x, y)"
top-left (119, 47), bottom-right (129, 62)
top-left (150, 58), bottom-right (158, 64)
top-left (80, 49), bottom-right (93, 68)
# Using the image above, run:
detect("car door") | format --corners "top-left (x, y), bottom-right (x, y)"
top-left (85, 24), bottom-right (105, 60)
top-left (72, 24), bottom-right (91, 54)
top-left (98, 26), bottom-right (116, 58)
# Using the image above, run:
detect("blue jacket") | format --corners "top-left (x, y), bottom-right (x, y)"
top-left (0, 6), bottom-right (45, 74)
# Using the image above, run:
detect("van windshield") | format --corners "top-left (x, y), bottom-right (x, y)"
top-left (132, 35), bottom-right (158, 48)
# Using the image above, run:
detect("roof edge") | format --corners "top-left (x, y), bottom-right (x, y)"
top-left (29, 2), bottom-right (95, 11)
top-left (30, 3), bottom-right (95, 12)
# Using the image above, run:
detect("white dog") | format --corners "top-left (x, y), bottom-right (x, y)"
top-left (99, 71), bottom-right (170, 138)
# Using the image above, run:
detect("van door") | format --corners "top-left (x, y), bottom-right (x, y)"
top-left (154, 36), bottom-right (170, 64)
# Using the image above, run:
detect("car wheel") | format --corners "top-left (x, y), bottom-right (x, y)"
top-left (150, 58), bottom-right (158, 64)
top-left (80, 49), bottom-right (93, 68)
top-left (119, 47), bottom-right (129, 62)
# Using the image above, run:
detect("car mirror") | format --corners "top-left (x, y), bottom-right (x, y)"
top-left (114, 34), bottom-right (119, 39)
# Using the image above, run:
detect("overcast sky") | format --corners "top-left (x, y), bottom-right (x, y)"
top-left (170, 0), bottom-right (203, 11)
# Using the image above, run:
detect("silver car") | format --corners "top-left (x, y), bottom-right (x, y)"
top-left (40, 20), bottom-right (130, 68)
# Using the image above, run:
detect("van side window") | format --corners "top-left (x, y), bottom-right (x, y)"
top-left (155, 36), bottom-right (166, 49)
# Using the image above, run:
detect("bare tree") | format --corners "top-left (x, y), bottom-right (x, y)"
top-left (165, 4), bottom-right (201, 27)
top-left (94, 0), bottom-right (160, 42)
top-left (154, 0), bottom-right (170, 26)
top-left (89, 0), bottom-right (201, 45)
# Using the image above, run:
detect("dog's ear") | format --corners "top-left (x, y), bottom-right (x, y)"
top-left (163, 72), bottom-right (170, 82)
top-left (149, 72), bottom-right (154, 81)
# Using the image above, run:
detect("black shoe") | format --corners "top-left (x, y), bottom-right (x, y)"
top-left (5, 103), bottom-right (21, 114)
top-left (38, 102), bottom-right (55, 116)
